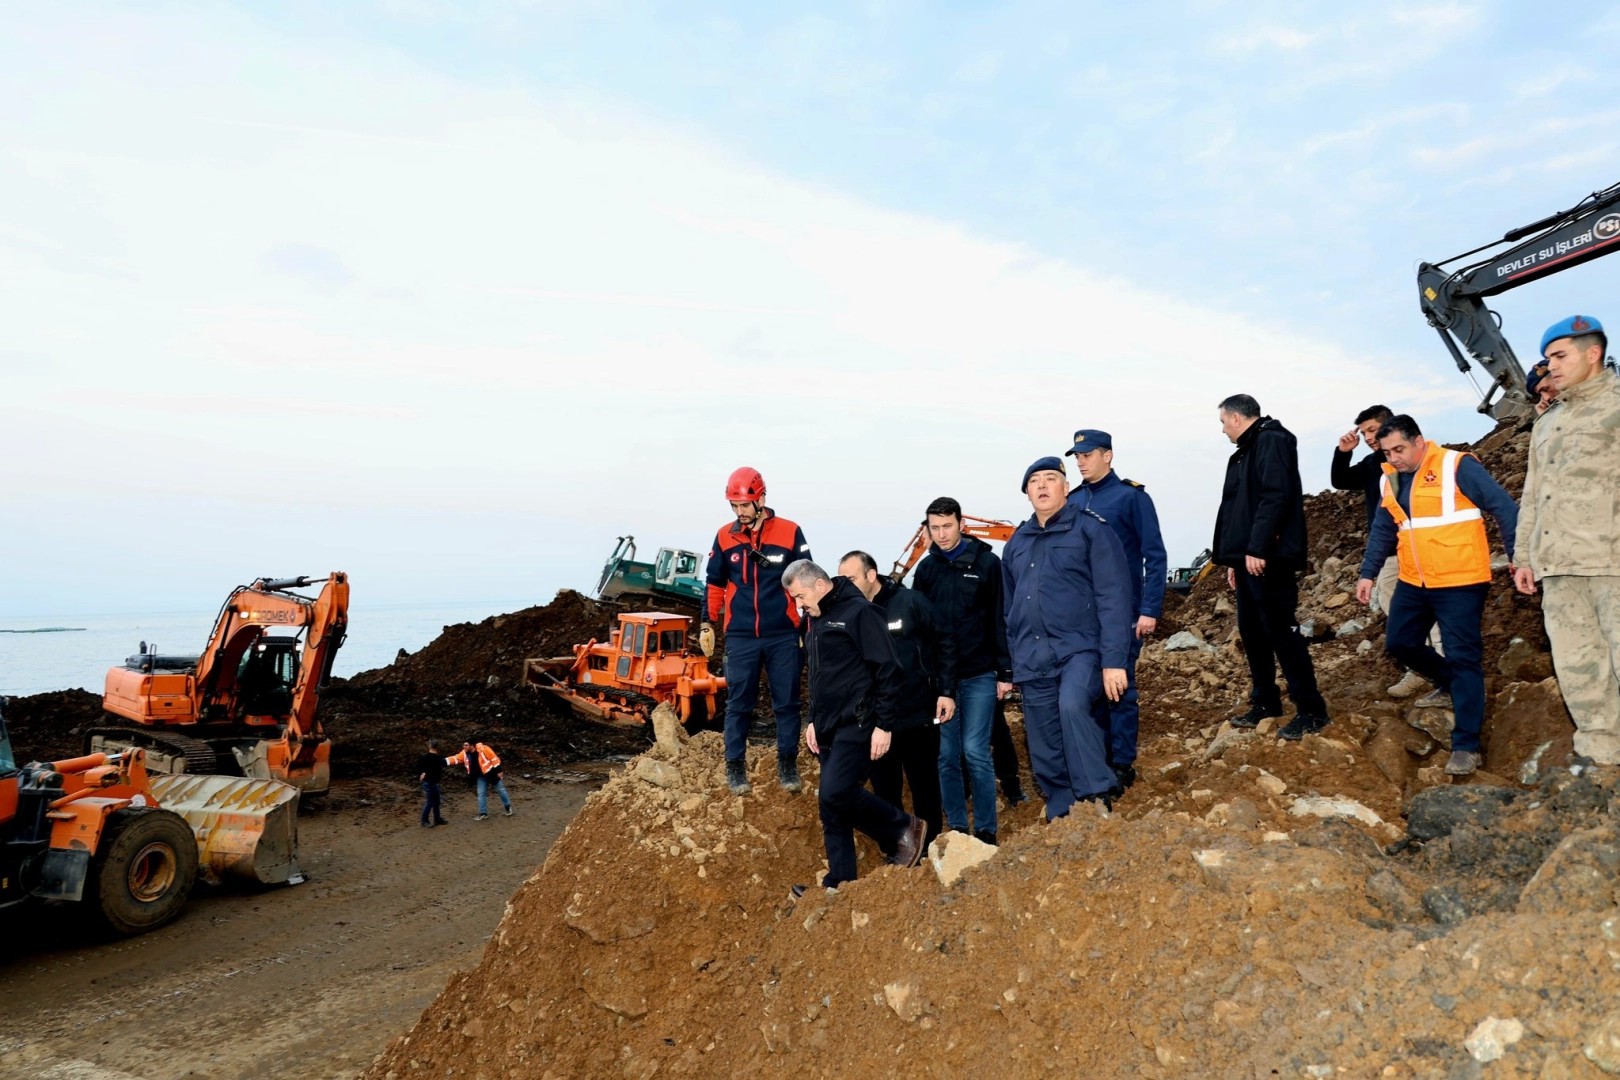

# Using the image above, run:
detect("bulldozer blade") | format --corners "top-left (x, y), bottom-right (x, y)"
top-left (146, 773), bottom-right (305, 887)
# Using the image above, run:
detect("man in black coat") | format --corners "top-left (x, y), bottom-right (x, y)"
top-left (1213, 393), bottom-right (1329, 740)
top-left (838, 551), bottom-right (955, 847)
top-left (784, 559), bottom-right (928, 894)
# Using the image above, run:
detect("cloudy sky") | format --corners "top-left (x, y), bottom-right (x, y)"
top-left (4, 1), bottom-right (1617, 615)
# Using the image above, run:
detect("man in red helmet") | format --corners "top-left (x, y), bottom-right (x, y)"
top-left (705, 467), bottom-right (813, 795)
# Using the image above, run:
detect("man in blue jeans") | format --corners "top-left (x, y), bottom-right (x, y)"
top-left (912, 496), bottom-right (1013, 845)
top-left (445, 738), bottom-right (514, 820)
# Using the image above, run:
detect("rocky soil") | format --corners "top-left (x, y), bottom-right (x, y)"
top-left (13, 420), bottom-right (1619, 1078)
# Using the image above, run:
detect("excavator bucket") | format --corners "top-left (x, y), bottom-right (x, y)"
top-left (146, 773), bottom-right (305, 887)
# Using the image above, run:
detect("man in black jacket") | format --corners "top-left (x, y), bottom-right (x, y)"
top-left (1213, 394), bottom-right (1330, 740)
top-left (912, 496), bottom-right (1020, 845)
top-left (838, 551), bottom-right (955, 847)
top-left (785, 559), bottom-right (928, 892)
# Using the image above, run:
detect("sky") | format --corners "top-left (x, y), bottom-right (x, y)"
top-left (3, 1), bottom-right (1618, 616)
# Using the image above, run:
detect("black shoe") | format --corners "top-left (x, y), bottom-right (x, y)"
top-left (433, 820), bottom-right (448, 826)
top-left (1278, 713), bottom-right (1330, 741)
top-left (1228, 704), bottom-right (1284, 730)
top-left (1113, 764), bottom-right (1137, 791)
top-left (725, 759), bottom-right (752, 795)
top-left (777, 758), bottom-right (803, 794)
top-left (1003, 784), bottom-right (1029, 807)
top-left (972, 829), bottom-right (998, 847)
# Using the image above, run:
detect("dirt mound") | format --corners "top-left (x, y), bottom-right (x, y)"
top-left (2, 689), bottom-right (105, 763)
top-left (361, 420), bottom-right (1617, 1077)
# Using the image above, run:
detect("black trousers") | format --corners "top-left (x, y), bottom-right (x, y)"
top-left (1234, 566), bottom-right (1326, 715)
top-left (870, 723), bottom-right (943, 846)
top-left (990, 701), bottom-right (1026, 798)
top-left (818, 734), bottom-right (910, 888)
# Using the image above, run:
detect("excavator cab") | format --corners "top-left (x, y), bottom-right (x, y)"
top-left (236, 639), bottom-right (298, 719)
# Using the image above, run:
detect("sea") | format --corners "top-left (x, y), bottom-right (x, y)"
top-left (0, 601), bottom-right (523, 698)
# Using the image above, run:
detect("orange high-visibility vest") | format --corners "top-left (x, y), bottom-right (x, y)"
top-left (1379, 443), bottom-right (1492, 588)
top-left (446, 743), bottom-right (502, 774)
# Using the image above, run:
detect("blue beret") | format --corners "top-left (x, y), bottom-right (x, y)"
top-left (1021, 456), bottom-right (1067, 493)
top-left (1065, 428), bottom-right (1113, 455)
top-left (1526, 361), bottom-right (1550, 395)
top-left (1541, 315), bottom-right (1604, 356)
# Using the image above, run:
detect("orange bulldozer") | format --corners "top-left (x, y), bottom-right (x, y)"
top-left (522, 611), bottom-right (725, 731)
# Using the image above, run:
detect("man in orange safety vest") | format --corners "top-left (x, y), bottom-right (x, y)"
top-left (446, 739), bottom-right (513, 820)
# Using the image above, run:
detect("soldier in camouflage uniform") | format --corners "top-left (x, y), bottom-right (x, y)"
top-left (1513, 315), bottom-right (1620, 766)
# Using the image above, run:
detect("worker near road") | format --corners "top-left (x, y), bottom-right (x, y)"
top-left (1068, 428), bottom-right (1167, 790)
top-left (784, 560), bottom-right (928, 893)
top-left (1003, 457), bottom-right (1133, 818)
top-left (837, 550), bottom-right (954, 848)
top-left (445, 738), bottom-right (513, 820)
top-left (703, 467), bottom-right (812, 796)
top-left (1356, 414), bottom-right (1520, 776)
top-left (912, 496), bottom-right (1015, 845)
top-left (1213, 394), bottom-right (1330, 740)
top-left (416, 738), bottom-right (448, 827)
top-left (1513, 316), bottom-right (1620, 766)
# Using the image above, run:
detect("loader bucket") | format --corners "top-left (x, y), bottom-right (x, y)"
top-left (146, 773), bottom-right (305, 887)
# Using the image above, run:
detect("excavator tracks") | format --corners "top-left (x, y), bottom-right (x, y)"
top-left (84, 727), bottom-right (225, 776)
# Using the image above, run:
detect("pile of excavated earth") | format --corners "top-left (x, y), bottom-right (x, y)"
top-left (12, 420), bottom-right (1620, 1076)
top-left (353, 419), bottom-right (1620, 1080)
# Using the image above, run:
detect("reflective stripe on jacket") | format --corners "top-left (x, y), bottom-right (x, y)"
top-left (446, 743), bottom-right (502, 775)
top-left (1379, 444), bottom-right (1490, 588)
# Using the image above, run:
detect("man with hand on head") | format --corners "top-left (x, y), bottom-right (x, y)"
top-left (1068, 428), bottom-right (1166, 790)
top-left (1003, 457), bottom-right (1132, 818)
top-left (784, 559), bottom-right (927, 897)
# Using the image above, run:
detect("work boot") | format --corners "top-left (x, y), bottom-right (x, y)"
top-left (1113, 763), bottom-right (1137, 791)
top-left (777, 757), bottom-right (803, 794)
top-left (725, 759), bottom-right (752, 795)
top-left (1277, 713), bottom-right (1329, 741)
top-left (1445, 750), bottom-right (1482, 776)
top-left (1415, 689), bottom-right (1453, 710)
top-left (1228, 704), bottom-right (1284, 730)
top-left (1387, 670), bottom-right (1429, 698)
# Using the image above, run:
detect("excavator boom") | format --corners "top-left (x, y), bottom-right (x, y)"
top-left (1419, 179), bottom-right (1620, 418)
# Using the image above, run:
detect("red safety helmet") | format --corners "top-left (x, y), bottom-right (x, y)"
top-left (725, 466), bottom-right (766, 504)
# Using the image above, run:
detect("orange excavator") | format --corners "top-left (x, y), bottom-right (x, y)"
top-left (93, 573), bottom-right (349, 796)
top-left (1, 701), bottom-right (302, 938)
top-left (522, 611), bottom-right (725, 730)
top-left (888, 514), bottom-right (1018, 583)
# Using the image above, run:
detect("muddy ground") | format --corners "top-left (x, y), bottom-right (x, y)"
top-left (10, 417), bottom-right (1620, 1078)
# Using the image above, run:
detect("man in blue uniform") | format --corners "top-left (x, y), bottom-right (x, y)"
top-left (1003, 457), bottom-right (1133, 818)
top-left (1067, 429), bottom-right (1167, 790)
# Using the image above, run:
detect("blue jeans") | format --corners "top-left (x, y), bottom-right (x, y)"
top-left (476, 774), bottom-right (512, 815)
top-left (937, 672), bottom-right (996, 836)
top-left (722, 631), bottom-right (804, 764)
top-left (1385, 581), bottom-right (1488, 753)
top-left (1092, 636), bottom-right (1144, 768)
top-left (1020, 652), bottom-right (1118, 819)
top-left (420, 780), bottom-right (444, 825)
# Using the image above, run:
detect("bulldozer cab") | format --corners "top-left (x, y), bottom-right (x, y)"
top-left (600, 613), bottom-right (689, 685)
top-left (653, 548), bottom-right (701, 586)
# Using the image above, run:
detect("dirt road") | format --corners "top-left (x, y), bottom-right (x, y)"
top-left (0, 774), bottom-right (600, 1080)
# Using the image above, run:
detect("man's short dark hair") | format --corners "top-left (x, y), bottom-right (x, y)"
top-left (1218, 394), bottom-right (1261, 419)
top-left (1377, 414), bottom-right (1422, 442)
top-left (839, 551), bottom-right (878, 575)
top-left (1570, 331), bottom-right (1609, 356)
top-left (428, 738), bottom-right (440, 751)
top-left (924, 496), bottom-right (962, 520)
top-left (1354, 405), bottom-right (1393, 426)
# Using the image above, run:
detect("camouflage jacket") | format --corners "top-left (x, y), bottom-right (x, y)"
top-left (1516, 366), bottom-right (1620, 577)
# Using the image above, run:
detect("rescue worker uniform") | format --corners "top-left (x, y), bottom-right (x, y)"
top-left (445, 742), bottom-right (512, 818)
top-left (705, 506), bottom-right (812, 772)
top-left (804, 576), bottom-right (919, 888)
top-left (1003, 490), bottom-right (1133, 819)
top-left (913, 534), bottom-right (1012, 840)
top-left (868, 577), bottom-right (954, 847)
top-left (1213, 415), bottom-right (1329, 727)
top-left (1515, 360), bottom-right (1620, 764)
top-left (1072, 442), bottom-right (1167, 775)
top-left (1359, 443), bottom-right (1519, 758)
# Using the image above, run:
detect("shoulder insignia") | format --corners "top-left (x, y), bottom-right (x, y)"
top-left (1122, 478), bottom-right (1144, 489)
top-left (1083, 508), bottom-right (1108, 524)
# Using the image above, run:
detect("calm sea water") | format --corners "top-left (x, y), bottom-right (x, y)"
top-left (0, 601), bottom-right (521, 698)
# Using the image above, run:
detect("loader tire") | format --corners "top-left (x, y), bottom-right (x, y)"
top-left (90, 807), bottom-right (198, 936)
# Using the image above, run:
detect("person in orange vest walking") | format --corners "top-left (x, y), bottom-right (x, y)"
top-left (446, 737), bottom-right (513, 820)
top-left (1353, 415), bottom-right (1520, 777)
